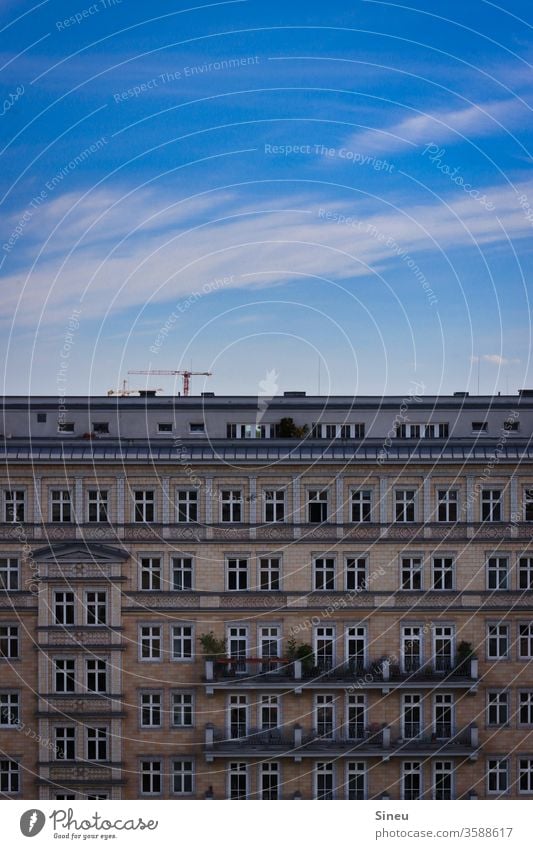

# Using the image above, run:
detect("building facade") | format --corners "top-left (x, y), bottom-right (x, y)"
top-left (0, 390), bottom-right (532, 800)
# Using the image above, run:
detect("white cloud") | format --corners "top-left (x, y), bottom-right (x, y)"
top-left (471, 354), bottom-right (521, 366)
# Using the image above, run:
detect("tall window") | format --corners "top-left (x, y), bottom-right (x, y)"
top-left (140, 761), bottom-right (162, 795)
top-left (481, 489), bottom-right (502, 522)
top-left (0, 760), bottom-right (19, 794)
top-left (347, 694), bottom-right (365, 740)
top-left (54, 591), bottom-right (75, 625)
top-left (402, 694), bottom-right (422, 739)
top-left (228, 762), bottom-right (248, 800)
top-left (347, 761), bottom-right (366, 800)
top-left (487, 758), bottom-right (508, 794)
top-left (519, 691), bottom-right (533, 725)
top-left (134, 490), bottom-right (155, 523)
top-left (395, 489), bottom-right (416, 523)
top-left (0, 558), bottom-right (19, 591)
top-left (260, 695), bottom-right (279, 730)
top-left (172, 625), bottom-right (193, 661)
top-left (4, 490), bottom-right (25, 523)
top-left (55, 727), bottom-right (76, 760)
top-left (0, 693), bottom-right (19, 726)
top-left (228, 627), bottom-right (248, 672)
top-left (433, 625), bottom-right (454, 672)
top-left (228, 695), bottom-right (248, 739)
top-left (172, 693), bottom-right (193, 727)
top-left (308, 490), bottom-right (328, 523)
top-left (351, 490), bottom-right (371, 523)
top-left (221, 490), bottom-right (242, 523)
top-left (315, 762), bottom-right (334, 799)
top-left (487, 624), bottom-right (509, 659)
top-left (401, 556), bottom-right (422, 591)
top-left (85, 591), bottom-right (107, 625)
top-left (519, 759), bottom-right (533, 794)
top-left (432, 557), bottom-right (454, 591)
top-left (519, 557), bottom-right (533, 590)
top-left (487, 556), bottom-right (509, 590)
top-left (87, 490), bottom-right (108, 523)
top-left (433, 693), bottom-right (453, 737)
top-left (51, 490), bottom-right (72, 523)
top-left (140, 558), bottom-right (161, 591)
top-left (259, 557), bottom-right (281, 591)
top-left (227, 558), bottom-right (248, 591)
top-left (313, 557), bottom-right (335, 591)
top-left (519, 624), bottom-right (533, 659)
top-left (172, 760), bottom-right (193, 795)
top-left (172, 557), bottom-right (193, 591)
top-left (437, 489), bottom-right (457, 522)
top-left (140, 693), bottom-right (162, 728)
top-left (525, 489), bottom-right (533, 521)
top-left (315, 694), bottom-right (335, 739)
top-left (346, 556), bottom-right (367, 591)
top-left (139, 625), bottom-right (161, 661)
top-left (346, 626), bottom-right (366, 671)
top-left (433, 761), bottom-right (453, 800)
top-left (0, 625), bottom-right (19, 659)
top-left (86, 659), bottom-right (107, 693)
top-left (54, 659), bottom-right (76, 693)
top-left (401, 626), bottom-right (422, 672)
top-left (402, 761), bottom-right (422, 799)
top-left (260, 762), bottom-right (279, 800)
top-left (487, 691), bottom-right (509, 726)
top-left (87, 727), bottom-right (107, 761)
top-left (177, 490), bottom-right (197, 523)
top-left (259, 626), bottom-right (280, 672)
top-left (314, 626), bottom-right (334, 671)
top-left (264, 490), bottom-right (285, 523)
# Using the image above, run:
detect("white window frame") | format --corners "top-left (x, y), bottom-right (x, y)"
top-left (86, 726), bottom-right (108, 762)
top-left (87, 489), bottom-right (108, 523)
top-left (140, 759), bottom-right (162, 796)
top-left (0, 625), bottom-right (19, 659)
top-left (350, 489), bottom-right (372, 523)
top-left (436, 489), bottom-right (458, 522)
top-left (176, 489), bottom-right (198, 523)
top-left (0, 692), bottom-right (20, 727)
top-left (307, 489), bottom-right (329, 524)
top-left (519, 623), bottom-right (533, 659)
top-left (400, 555), bottom-right (423, 591)
top-left (487, 623), bottom-right (510, 660)
top-left (171, 624), bottom-right (194, 662)
top-left (313, 556), bottom-right (336, 591)
top-left (85, 658), bottom-right (107, 694)
top-left (481, 489), bottom-right (503, 522)
top-left (519, 758), bottom-right (533, 794)
top-left (134, 489), bottom-right (155, 523)
top-left (486, 757), bottom-right (509, 795)
top-left (263, 489), bottom-right (286, 523)
top-left (519, 556), bottom-right (533, 590)
top-left (139, 557), bottom-right (162, 591)
top-left (345, 555), bottom-right (368, 592)
top-left (84, 590), bottom-right (107, 626)
top-left (172, 556), bottom-right (193, 591)
top-left (54, 658), bottom-right (76, 694)
top-left (50, 489), bottom-right (72, 523)
top-left (220, 490), bottom-right (243, 524)
top-left (140, 691), bottom-right (162, 728)
top-left (486, 555), bottom-right (509, 591)
top-left (401, 760), bottom-right (423, 800)
top-left (395, 489), bottom-right (417, 523)
top-left (346, 760), bottom-right (366, 800)
top-left (139, 625), bottom-right (162, 662)
top-left (171, 691), bottom-right (194, 728)
top-left (228, 761), bottom-right (248, 800)
top-left (487, 690), bottom-right (509, 727)
top-left (433, 760), bottom-right (454, 800)
top-left (226, 556), bottom-right (249, 591)
top-left (3, 490), bottom-right (25, 523)
top-left (258, 555), bottom-right (281, 591)
top-left (0, 558), bottom-right (19, 591)
top-left (431, 556), bottom-right (455, 591)
top-left (314, 761), bottom-right (335, 800)
top-left (172, 759), bottom-right (194, 796)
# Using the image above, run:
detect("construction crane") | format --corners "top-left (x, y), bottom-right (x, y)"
top-left (107, 380), bottom-right (163, 397)
top-left (128, 369), bottom-right (212, 397)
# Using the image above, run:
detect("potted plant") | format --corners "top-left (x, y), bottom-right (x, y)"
top-left (199, 631), bottom-right (226, 661)
top-left (277, 417), bottom-right (309, 438)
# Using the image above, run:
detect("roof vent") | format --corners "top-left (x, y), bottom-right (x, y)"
top-left (138, 390), bottom-right (157, 398)
top-left (453, 391), bottom-right (469, 397)
top-left (518, 389), bottom-right (533, 397)
top-left (284, 391), bottom-right (306, 397)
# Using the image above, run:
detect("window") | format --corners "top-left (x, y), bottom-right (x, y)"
top-left (401, 556), bottom-right (422, 591)
top-left (228, 694), bottom-right (248, 739)
top-left (37, 412), bottom-right (47, 423)
top-left (172, 760), bottom-right (193, 795)
top-left (313, 557), bottom-right (335, 591)
top-left (4, 491), bottom-right (25, 523)
top-left (402, 761), bottom-right (422, 800)
top-left (50, 490), bottom-right (72, 523)
top-left (227, 423), bottom-right (270, 439)
top-left (0, 760), bottom-right (19, 794)
top-left (260, 762), bottom-right (279, 800)
top-left (481, 489), bottom-right (502, 522)
top-left (259, 627), bottom-right (280, 673)
top-left (519, 624), bottom-right (533, 659)
top-left (487, 691), bottom-right (509, 726)
top-left (140, 693), bottom-right (162, 728)
top-left (264, 490), bottom-right (285, 523)
top-left (54, 591), bottom-right (75, 625)
top-left (347, 694), bottom-right (365, 740)
top-left (487, 624), bottom-right (509, 659)
top-left (504, 419), bottom-right (519, 431)
top-left (432, 557), bottom-right (454, 590)
top-left (134, 490), bottom-right (155, 523)
top-left (157, 422), bottom-right (173, 433)
top-left (314, 626), bottom-right (334, 671)
top-left (315, 762), bottom-right (334, 800)
top-left (0, 625), bottom-right (19, 659)
top-left (0, 558), bottom-right (19, 591)
top-left (437, 489), bottom-right (458, 522)
top-left (85, 591), bottom-right (107, 625)
top-left (172, 693), bottom-right (194, 727)
top-left (189, 423), bottom-right (205, 434)
top-left (171, 625), bottom-right (193, 661)
top-left (402, 694), bottom-right (422, 739)
top-left (140, 558), bottom-right (161, 591)
top-left (396, 423), bottom-right (448, 439)
top-left (433, 694), bottom-right (453, 738)
top-left (228, 627), bottom-right (248, 673)
top-left (395, 489), bottom-right (416, 522)
top-left (519, 692), bottom-right (533, 725)
top-left (260, 694), bottom-right (279, 730)
top-left (487, 758), bottom-right (509, 795)
top-left (55, 727), bottom-right (76, 760)
top-left (315, 423), bottom-right (365, 439)
top-left (401, 626), bottom-right (422, 672)
top-left (92, 422), bottom-right (109, 434)
top-left (221, 490), bottom-right (242, 523)
top-left (308, 490), bottom-right (328, 523)
top-left (54, 659), bottom-right (76, 693)
top-left (519, 557), bottom-right (533, 590)
top-left (228, 762), bottom-right (248, 799)
top-left (140, 760), bottom-right (162, 795)
top-left (519, 759), bottom-right (533, 794)
top-left (227, 557), bottom-right (248, 591)
top-left (58, 422), bottom-right (75, 433)
top-left (346, 626), bottom-right (366, 671)
top-left (87, 727), bottom-right (107, 761)
top-left (259, 557), bottom-right (281, 591)
top-left (88, 490), bottom-right (108, 522)
top-left (487, 556), bottom-right (509, 590)
top-left (139, 625), bottom-right (161, 661)
top-left (433, 625), bottom-right (454, 672)
top-left (525, 490), bottom-right (533, 522)
top-left (0, 693), bottom-right (19, 726)
top-left (86, 659), bottom-right (107, 694)
top-left (472, 421), bottom-right (488, 432)
top-left (172, 557), bottom-right (193, 591)
top-left (177, 490), bottom-right (198, 523)
top-left (350, 490), bottom-right (372, 522)
top-left (346, 556), bottom-right (368, 591)
top-left (347, 761), bottom-right (366, 800)
top-left (433, 761), bottom-right (453, 800)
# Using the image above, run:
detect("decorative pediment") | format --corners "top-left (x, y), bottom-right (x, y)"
top-left (32, 541), bottom-right (129, 564)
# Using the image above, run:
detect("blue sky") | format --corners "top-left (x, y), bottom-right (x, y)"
top-left (1, 0), bottom-right (532, 397)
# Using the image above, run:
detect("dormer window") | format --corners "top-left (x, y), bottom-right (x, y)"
top-left (472, 421), bottom-right (488, 432)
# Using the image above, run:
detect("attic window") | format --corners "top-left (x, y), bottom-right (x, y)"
top-left (504, 420), bottom-right (519, 431)
top-left (472, 422), bottom-right (487, 432)
top-left (58, 422), bottom-right (74, 433)
top-left (158, 423), bottom-right (173, 433)
top-left (92, 422), bottom-right (109, 434)
top-left (37, 413), bottom-right (47, 423)
top-left (189, 423), bottom-right (205, 434)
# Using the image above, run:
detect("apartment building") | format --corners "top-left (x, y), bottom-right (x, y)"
top-left (0, 389), bottom-right (532, 800)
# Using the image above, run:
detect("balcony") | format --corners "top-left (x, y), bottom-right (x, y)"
top-left (204, 723), bottom-right (479, 761)
top-left (204, 657), bottom-right (478, 694)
